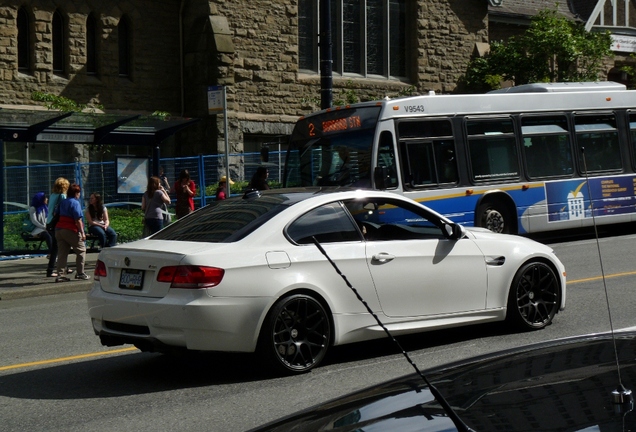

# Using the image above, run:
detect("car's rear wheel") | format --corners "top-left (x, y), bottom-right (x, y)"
top-left (507, 261), bottom-right (560, 330)
top-left (258, 294), bottom-right (331, 374)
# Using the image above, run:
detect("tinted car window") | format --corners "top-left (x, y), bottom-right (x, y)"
top-left (344, 198), bottom-right (445, 241)
top-left (152, 195), bottom-right (292, 243)
top-left (287, 202), bottom-right (361, 244)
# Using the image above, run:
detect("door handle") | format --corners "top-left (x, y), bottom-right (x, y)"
top-left (372, 253), bottom-right (395, 263)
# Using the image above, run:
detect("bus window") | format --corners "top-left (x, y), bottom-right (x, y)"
top-left (521, 116), bottom-right (573, 178)
top-left (397, 119), bottom-right (458, 188)
top-left (466, 118), bottom-right (519, 182)
top-left (376, 131), bottom-right (398, 189)
top-left (574, 115), bottom-right (622, 173)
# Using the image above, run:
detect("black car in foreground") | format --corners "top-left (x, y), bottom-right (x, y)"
top-left (250, 328), bottom-right (636, 431)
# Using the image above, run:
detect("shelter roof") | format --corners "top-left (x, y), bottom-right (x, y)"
top-left (0, 107), bottom-right (199, 146)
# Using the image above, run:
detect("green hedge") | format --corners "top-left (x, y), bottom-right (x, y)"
top-left (3, 208), bottom-right (147, 251)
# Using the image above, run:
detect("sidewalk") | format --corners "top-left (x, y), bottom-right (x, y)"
top-left (0, 252), bottom-right (99, 301)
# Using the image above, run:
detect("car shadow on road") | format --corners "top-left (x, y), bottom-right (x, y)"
top-left (0, 349), bottom-right (273, 400)
top-left (0, 322), bottom-right (528, 400)
top-left (322, 321), bottom-right (516, 368)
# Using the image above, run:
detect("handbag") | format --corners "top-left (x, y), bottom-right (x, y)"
top-left (161, 203), bottom-right (172, 225)
top-left (22, 216), bottom-right (36, 233)
top-left (46, 195), bottom-right (65, 231)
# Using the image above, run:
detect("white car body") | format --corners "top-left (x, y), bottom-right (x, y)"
top-left (87, 189), bottom-right (566, 373)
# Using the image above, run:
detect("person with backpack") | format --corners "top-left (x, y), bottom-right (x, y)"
top-left (46, 177), bottom-right (71, 278)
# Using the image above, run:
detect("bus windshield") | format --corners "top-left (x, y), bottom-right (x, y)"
top-left (284, 106), bottom-right (382, 188)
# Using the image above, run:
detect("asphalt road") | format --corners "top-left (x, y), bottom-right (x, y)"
top-left (1, 230), bottom-right (636, 431)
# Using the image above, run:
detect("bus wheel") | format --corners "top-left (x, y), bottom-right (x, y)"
top-left (477, 202), bottom-right (509, 234)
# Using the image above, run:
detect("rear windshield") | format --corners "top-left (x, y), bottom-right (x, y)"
top-left (151, 194), bottom-right (294, 243)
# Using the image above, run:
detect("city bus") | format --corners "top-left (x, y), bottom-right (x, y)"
top-left (283, 81), bottom-right (636, 234)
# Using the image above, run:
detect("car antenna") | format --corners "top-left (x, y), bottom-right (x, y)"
top-left (581, 147), bottom-right (633, 410)
top-left (312, 236), bottom-right (476, 432)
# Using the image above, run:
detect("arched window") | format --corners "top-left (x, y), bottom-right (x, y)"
top-left (17, 7), bottom-right (30, 70)
top-left (52, 10), bottom-right (66, 74)
top-left (118, 16), bottom-right (131, 77)
top-left (86, 14), bottom-right (97, 75)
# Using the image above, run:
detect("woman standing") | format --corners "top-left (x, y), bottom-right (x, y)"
top-left (46, 177), bottom-right (70, 277)
top-left (55, 184), bottom-right (88, 282)
top-left (28, 192), bottom-right (57, 277)
top-left (142, 176), bottom-right (171, 235)
top-left (174, 169), bottom-right (196, 218)
top-left (86, 193), bottom-right (117, 248)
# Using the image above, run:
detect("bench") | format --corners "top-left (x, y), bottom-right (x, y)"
top-left (21, 232), bottom-right (46, 251)
top-left (21, 232), bottom-right (100, 251)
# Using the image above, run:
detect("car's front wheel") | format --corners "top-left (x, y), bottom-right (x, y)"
top-left (507, 261), bottom-right (560, 330)
top-left (258, 294), bottom-right (331, 374)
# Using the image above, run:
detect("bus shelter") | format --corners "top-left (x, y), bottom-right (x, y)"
top-left (0, 108), bottom-right (199, 251)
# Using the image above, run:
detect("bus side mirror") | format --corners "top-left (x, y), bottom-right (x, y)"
top-left (261, 147), bottom-right (269, 163)
top-left (374, 166), bottom-right (388, 190)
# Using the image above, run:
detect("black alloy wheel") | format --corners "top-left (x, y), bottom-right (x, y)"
top-left (507, 261), bottom-right (560, 330)
top-left (259, 294), bottom-right (331, 374)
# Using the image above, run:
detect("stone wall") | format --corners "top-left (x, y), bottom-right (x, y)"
top-left (0, 0), bottom-right (182, 112)
top-left (0, 0), bottom-right (489, 163)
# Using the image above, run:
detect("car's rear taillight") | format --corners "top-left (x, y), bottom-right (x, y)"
top-left (94, 260), bottom-right (107, 280)
top-left (156, 265), bottom-right (225, 288)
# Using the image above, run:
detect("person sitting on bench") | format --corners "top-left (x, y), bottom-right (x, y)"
top-left (27, 192), bottom-right (57, 277)
top-left (85, 192), bottom-right (117, 248)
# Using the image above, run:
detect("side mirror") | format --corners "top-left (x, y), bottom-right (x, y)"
top-left (374, 166), bottom-right (388, 190)
top-left (444, 223), bottom-right (465, 240)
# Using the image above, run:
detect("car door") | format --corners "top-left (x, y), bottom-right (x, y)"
top-left (344, 198), bottom-right (488, 318)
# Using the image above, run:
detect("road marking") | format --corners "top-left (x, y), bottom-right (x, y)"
top-left (0, 347), bottom-right (137, 372)
top-left (568, 271), bottom-right (636, 285)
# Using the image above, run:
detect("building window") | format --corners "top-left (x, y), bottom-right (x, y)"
top-left (86, 14), bottom-right (98, 75)
top-left (298, 0), bottom-right (407, 79)
top-left (17, 7), bottom-right (30, 70)
top-left (118, 16), bottom-right (131, 77)
top-left (52, 10), bottom-right (66, 74)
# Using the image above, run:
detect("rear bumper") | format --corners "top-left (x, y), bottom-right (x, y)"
top-left (87, 284), bottom-right (271, 353)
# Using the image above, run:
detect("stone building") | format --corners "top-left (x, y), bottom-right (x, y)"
top-left (0, 0), bottom-right (489, 169)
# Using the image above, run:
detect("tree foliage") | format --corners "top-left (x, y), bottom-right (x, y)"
top-left (462, 8), bottom-right (612, 92)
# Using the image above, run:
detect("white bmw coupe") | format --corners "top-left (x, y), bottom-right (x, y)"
top-left (87, 189), bottom-right (566, 374)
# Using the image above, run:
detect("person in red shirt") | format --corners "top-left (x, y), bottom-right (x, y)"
top-left (174, 169), bottom-right (196, 219)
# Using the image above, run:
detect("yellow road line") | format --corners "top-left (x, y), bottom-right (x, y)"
top-left (568, 271), bottom-right (636, 285)
top-left (0, 347), bottom-right (137, 372)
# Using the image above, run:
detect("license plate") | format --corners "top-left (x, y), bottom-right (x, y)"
top-left (119, 269), bottom-right (144, 290)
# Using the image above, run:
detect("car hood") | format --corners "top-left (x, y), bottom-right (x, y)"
top-left (250, 330), bottom-right (636, 431)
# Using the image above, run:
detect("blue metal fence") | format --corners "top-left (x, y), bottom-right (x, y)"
top-left (3, 151), bottom-right (282, 214)
top-left (2, 151), bottom-right (282, 252)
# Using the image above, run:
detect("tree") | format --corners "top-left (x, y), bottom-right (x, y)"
top-left (462, 8), bottom-right (612, 92)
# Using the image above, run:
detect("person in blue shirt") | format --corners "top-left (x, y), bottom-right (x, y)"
top-left (54, 183), bottom-right (88, 282)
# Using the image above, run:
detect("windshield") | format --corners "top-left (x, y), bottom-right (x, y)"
top-left (284, 106), bottom-right (382, 188)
